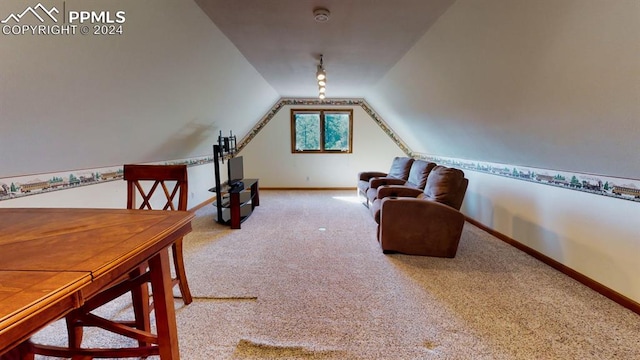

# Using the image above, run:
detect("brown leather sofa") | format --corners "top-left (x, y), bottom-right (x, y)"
top-left (357, 157), bottom-right (413, 206)
top-left (369, 165), bottom-right (468, 257)
top-left (365, 159), bottom-right (436, 206)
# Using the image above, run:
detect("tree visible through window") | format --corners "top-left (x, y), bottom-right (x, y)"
top-left (291, 109), bottom-right (353, 153)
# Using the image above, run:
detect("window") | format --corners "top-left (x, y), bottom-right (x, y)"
top-left (291, 109), bottom-right (353, 153)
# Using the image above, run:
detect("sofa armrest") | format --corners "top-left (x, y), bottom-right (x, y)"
top-left (378, 198), bottom-right (465, 257)
top-left (369, 176), bottom-right (406, 189)
top-left (369, 177), bottom-right (406, 189)
top-left (376, 185), bottom-right (423, 199)
top-left (358, 171), bottom-right (388, 182)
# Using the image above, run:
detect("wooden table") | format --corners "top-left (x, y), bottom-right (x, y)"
top-left (0, 208), bottom-right (194, 359)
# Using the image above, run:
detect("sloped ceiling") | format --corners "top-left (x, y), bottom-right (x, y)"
top-left (0, 0), bottom-right (279, 178)
top-left (195, 0), bottom-right (639, 179)
top-left (194, 0), bottom-right (455, 98)
top-left (366, 0), bottom-right (640, 179)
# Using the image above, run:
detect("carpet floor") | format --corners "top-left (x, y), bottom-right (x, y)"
top-left (31, 190), bottom-right (640, 359)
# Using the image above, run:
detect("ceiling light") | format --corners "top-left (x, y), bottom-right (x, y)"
top-left (316, 54), bottom-right (327, 99)
top-left (316, 66), bottom-right (326, 81)
top-left (313, 8), bottom-right (330, 23)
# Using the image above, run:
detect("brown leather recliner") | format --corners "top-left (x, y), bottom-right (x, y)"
top-left (365, 160), bottom-right (436, 206)
top-left (357, 157), bottom-right (413, 206)
top-left (370, 165), bottom-right (468, 257)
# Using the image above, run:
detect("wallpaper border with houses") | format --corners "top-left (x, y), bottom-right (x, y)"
top-left (1, 97), bottom-right (638, 203)
top-left (0, 156), bottom-right (213, 201)
top-left (414, 154), bottom-right (640, 203)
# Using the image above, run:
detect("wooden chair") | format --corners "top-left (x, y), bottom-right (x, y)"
top-left (39, 164), bottom-right (193, 358)
top-left (124, 164), bottom-right (193, 307)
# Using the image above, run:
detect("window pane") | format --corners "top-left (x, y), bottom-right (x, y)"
top-left (294, 113), bottom-right (321, 151)
top-left (324, 113), bottom-right (350, 151)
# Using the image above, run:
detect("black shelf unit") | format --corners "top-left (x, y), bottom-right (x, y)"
top-left (210, 132), bottom-right (259, 229)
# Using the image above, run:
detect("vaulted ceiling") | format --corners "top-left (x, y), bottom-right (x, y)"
top-left (194, 0), bottom-right (456, 98)
top-left (194, 0), bottom-right (639, 179)
top-left (2, 0), bottom-right (635, 180)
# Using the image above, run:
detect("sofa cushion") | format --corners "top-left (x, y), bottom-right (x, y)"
top-left (406, 160), bottom-right (437, 188)
top-left (356, 157), bottom-right (413, 203)
top-left (419, 166), bottom-right (466, 209)
top-left (387, 157), bottom-right (414, 180)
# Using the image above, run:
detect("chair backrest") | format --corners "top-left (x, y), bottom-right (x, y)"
top-left (123, 164), bottom-right (188, 211)
top-left (406, 160), bottom-right (437, 189)
top-left (387, 157), bottom-right (414, 180)
top-left (420, 165), bottom-right (468, 210)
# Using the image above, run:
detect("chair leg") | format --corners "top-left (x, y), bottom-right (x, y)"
top-left (129, 265), bottom-right (151, 347)
top-left (65, 313), bottom-right (83, 349)
top-left (171, 238), bottom-right (192, 305)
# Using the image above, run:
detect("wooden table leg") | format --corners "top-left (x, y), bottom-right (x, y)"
top-left (148, 249), bottom-right (180, 360)
top-left (0, 341), bottom-right (34, 360)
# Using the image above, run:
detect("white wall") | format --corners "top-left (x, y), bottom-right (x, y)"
top-left (0, 0), bottom-right (278, 178)
top-left (366, 0), bottom-right (640, 179)
top-left (239, 104), bottom-right (406, 187)
top-left (462, 171), bottom-right (640, 302)
top-left (0, 163), bottom-right (216, 210)
top-left (365, 0), bottom-right (640, 304)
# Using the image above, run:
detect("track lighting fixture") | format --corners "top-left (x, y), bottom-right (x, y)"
top-left (317, 54), bottom-right (326, 99)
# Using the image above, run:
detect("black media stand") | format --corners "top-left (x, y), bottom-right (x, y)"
top-left (211, 141), bottom-right (259, 229)
top-left (211, 179), bottom-right (259, 229)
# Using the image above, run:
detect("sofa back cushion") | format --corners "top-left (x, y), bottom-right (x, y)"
top-left (406, 160), bottom-right (437, 189)
top-left (420, 165), bottom-right (467, 209)
top-left (387, 157), bottom-right (414, 180)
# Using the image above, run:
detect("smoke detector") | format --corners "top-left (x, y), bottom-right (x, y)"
top-left (313, 8), bottom-right (330, 23)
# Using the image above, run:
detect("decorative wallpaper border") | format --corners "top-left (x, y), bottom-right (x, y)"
top-left (237, 97), bottom-right (412, 155)
top-left (2, 97), bottom-right (638, 203)
top-left (237, 97), bottom-right (639, 203)
top-left (0, 155), bottom-right (213, 202)
top-left (415, 154), bottom-right (640, 203)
